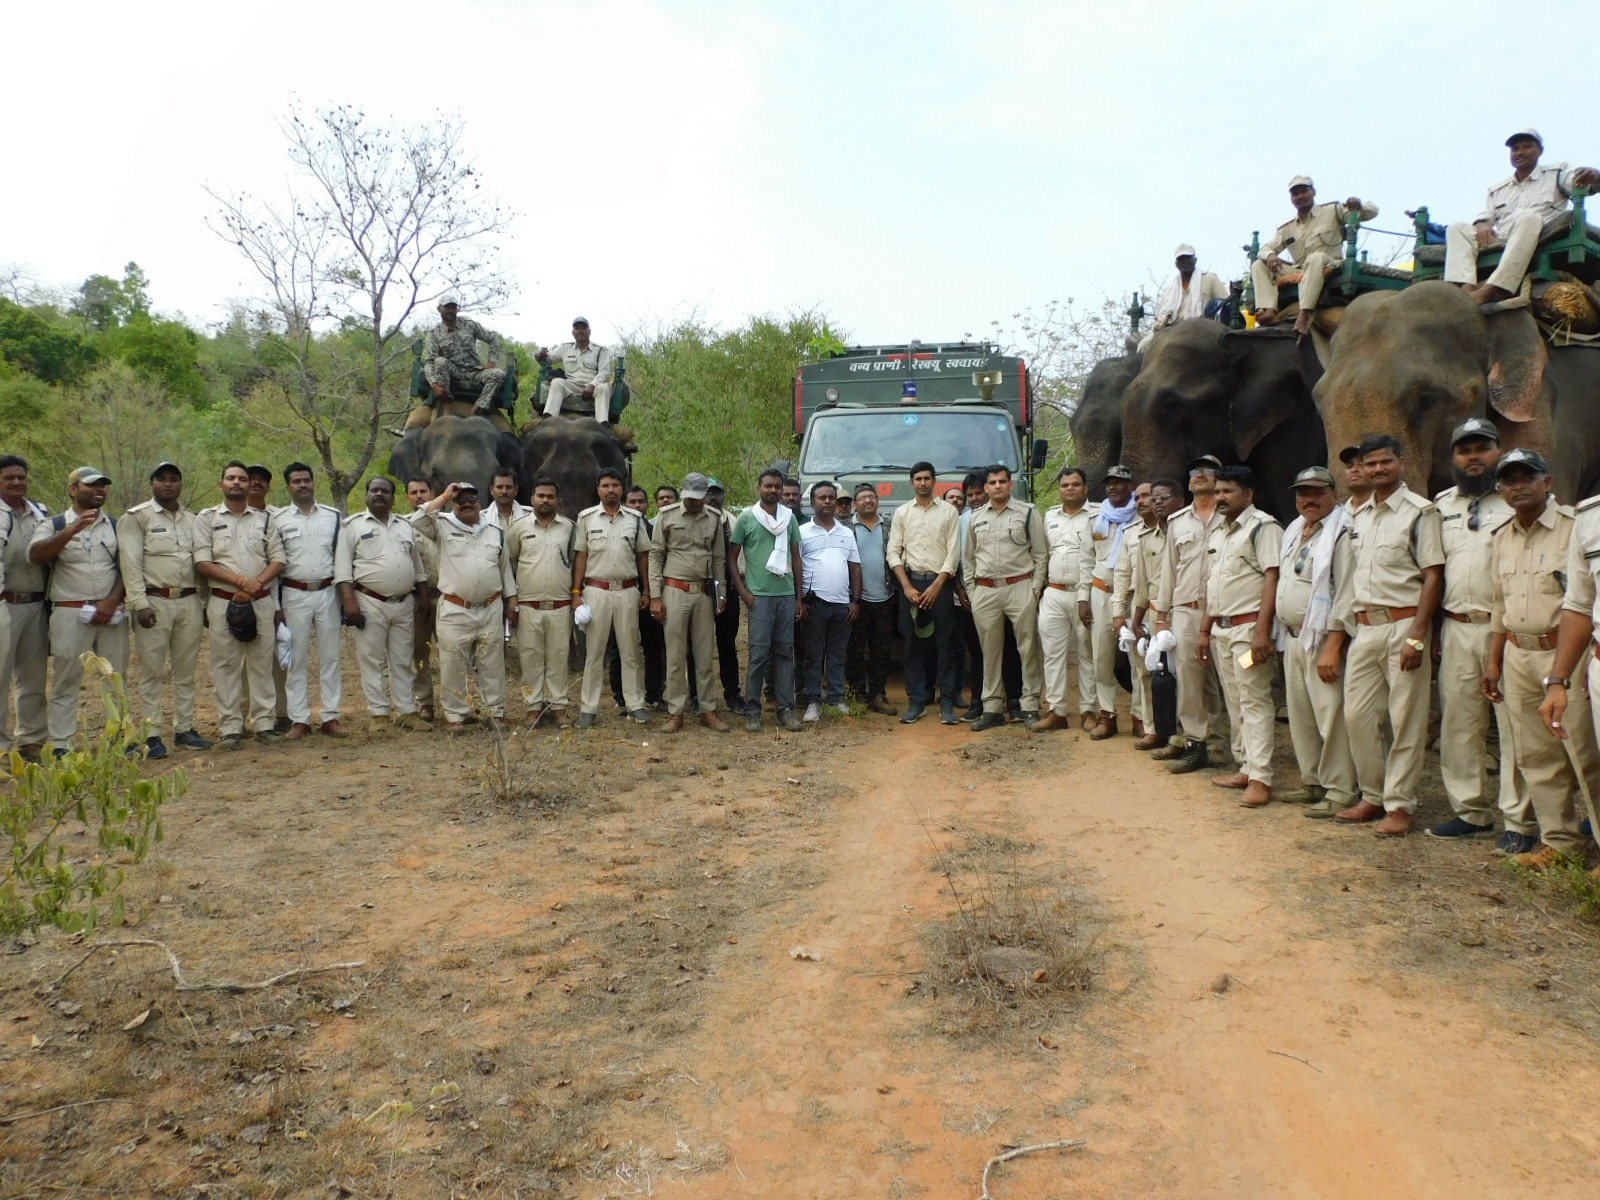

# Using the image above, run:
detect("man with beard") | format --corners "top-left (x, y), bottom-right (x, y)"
top-left (1114, 481), bottom-right (1171, 748)
top-left (406, 478), bottom-right (440, 722)
top-left (1426, 419), bottom-right (1531, 851)
top-left (506, 479), bottom-right (577, 729)
top-left (0, 455), bottom-right (52, 763)
top-left (1111, 482), bottom-right (1156, 741)
top-left (1082, 465), bottom-right (1140, 740)
top-left (29, 467), bottom-right (129, 756)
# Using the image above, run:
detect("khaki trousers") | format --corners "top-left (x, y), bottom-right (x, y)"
top-left (1579, 653), bottom-right (1600, 835)
top-left (133, 593), bottom-right (204, 734)
top-left (970, 580), bottom-right (1042, 714)
top-left (437, 598), bottom-right (506, 723)
top-left (412, 602), bottom-right (436, 711)
top-left (1344, 622), bottom-right (1432, 813)
top-left (1171, 605), bottom-right (1228, 752)
top-left (582, 584), bottom-right (643, 714)
top-left (207, 596), bottom-right (278, 736)
top-left (1211, 622), bottom-right (1276, 785)
top-left (0, 606), bottom-right (10, 743)
top-left (1444, 211), bottom-right (1545, 293)
top-left (1502, 642), bottom-right (1598, 853)
top-left (1251, 250), bottom-right (1336, 313)
top-left (1038, 585), bottom-right (1094, 717)
top-left (515, 604), bottom-right (572, 710)
top-left (663, 584), bottom-right (718, 716)
top-left (0, 599), bottom-right (48, 749)
top-left (1438, 618), bottom-right (1528, 831)
top-left (1282, 640), bottom-right (1357, 804)
top-left (1129, 637), bottom-right (1151, 728)
top-left (47, 607), bottom-right (131, 748)
top-left (353, 592), bottom-right (416, 716)
top-left (1088, 582), bottom-right (1118, 712)
top-left (543, 377), bottom-right (614, 422)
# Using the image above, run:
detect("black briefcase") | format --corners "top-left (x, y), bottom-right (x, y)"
top-left (1151, 652), bottom-right (1178, 743)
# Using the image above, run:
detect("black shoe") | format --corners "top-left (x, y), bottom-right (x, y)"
top-left (51, 747), bottom-right (69, 760)
top-left (1168, 740), bottom-right (1209, 775)
top-left (1425, 817), bottom-right (1496, 841)
top-left (218, 733), bottom-right (245, 750)
top-left (940, 700), bottom-right (958, 725)
top-left (1007, 703), bottom-right (1023, 723)
top-left (960, 703), bottom-right (983, 723)
top-left (971, 711), bottom-right (1006, 732)
top-left (272, 717), bottom-right (293, 734)
top-left (174, 730), bottom-right (212, 751)
top-left (1493, 831), bottom-right (1540, 857)
top-left (900, 702), bottom-right (927, 724)
top-left (145, 736), bottom-right (169, 761)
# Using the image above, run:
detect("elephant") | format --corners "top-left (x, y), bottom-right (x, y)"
top-left (521, 416), bottom-right (632, 520)
top-left (1069, 351), bottom-right (1139, 500)
top-left (1312, 281), bottom-right (1600, 502)
top-left (387, 413), bottom-right (525, 502)
top-left (1117, 318), bottom-right (1327, 520)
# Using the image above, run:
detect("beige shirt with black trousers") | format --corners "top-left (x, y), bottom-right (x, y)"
top-left (335, 507), bottom-right (428, 721)
top-left (119, 491), bottom-right (205, 742)
top-left (193, 503), bottom-right (286, 739)
top-left (1201, 504), bottom-right (1281, 792)
top-left (506, 509), bottom-right (578, 720)
top-left (962, 495), bottom-right (1048, 717)
top-left (415, 492), bottom-right (515, 726)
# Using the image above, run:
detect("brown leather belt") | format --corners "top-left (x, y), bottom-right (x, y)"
top-left (1443, 609), bottom-right (1491, 624)
top-left (517, 598), bottom-right (572, 611)
top-left (50, 599), bottom-right (106, 609)
top-left (282, 577), bottom-right (335, 592)
top-left (1213, 611), bottom-right (1259, 629)
top-left (664, 578), bottom-right (709, 593)
top-left (1, 592), bottom-right (44, 604)
top-left (1354, 606), bottom-right (1419, 626)
top-left (1176, 600), bottom-right (1201, 610)
top-left (146, 586), bottom-right (198, 599)
top-left (1508, 630), bottom-right (1559, 652)
top-left (1090, 577), bottom-right (1112, 593)
top-left (976, 573), bottom-right (1033, 588)
top-left (584, 576), bottom-right (639, 591)
top-left (1046, 581), bottom-right (1073, 591)
top-left (212, 589), bottom-right (257, 604)
top-left (356, 584), bottom-right (412, 603)
top-left (442, 591), bottom-right (501, 610)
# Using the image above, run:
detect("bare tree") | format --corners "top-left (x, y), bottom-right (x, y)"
top-left (209, 106), bottom-right (514, 509)
top-left (987, 297), bottom-right (1141, 421)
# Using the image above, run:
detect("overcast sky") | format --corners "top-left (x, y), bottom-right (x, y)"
top-left (9, 0), bottom-right (1593, 349)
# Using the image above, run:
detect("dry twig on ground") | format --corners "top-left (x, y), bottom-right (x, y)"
top-left (978, 1138), bottom-right (1086, 1198)
top-left (49, 938), bottom-right (365, 994)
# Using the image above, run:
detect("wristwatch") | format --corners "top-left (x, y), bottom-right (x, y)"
top-left (1541, 676), bottom-right (1569, 689)
top-left (1404, 637), bottom-right (1426, 652)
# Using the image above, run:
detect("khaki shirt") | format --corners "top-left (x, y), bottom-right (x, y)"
top-left (1491, 501), bottom-right (1574, 636)
top-left (1155, 503), bottom-right (1223, 613)
top-left (407, 510), bottom-right (440, 586)
top-left (1, 499), bottom-right (49, 594)
top-left (648, 503), bottom-right (728, 596)
top-left (195, 505), bottom-right (287, 597)
top-left (545, 340), bottom-right (613, 388)
top-left (1335, 484), bottom-right (1445, 620)
top-left (1477, 164), bottom-right (1579, 230)
top-left (0, 509), bottom-right (9, 593)
top-left (1263, 199), bottom-right (1379, 265)
top-left (275, 502), bottom-right (341, 583)
top-left (335, 511), bottom-right (426, 598)
top-left (1115, 522), bottom-right (1166, 620)
top-left (1561, 496), bottom-right (1600, 623)
top-left (118, 500), bottom-right (201, 611)
top-left (1275, 517), bottom-right (1344, 631)
top-left (1084, 510), bottom-right (1140, 591)
top-left (425, 316), bottom-right (500, 373)
top-left (1205, 506), bottom-right (1282, 618)
top-left (1435, 486), bottom-right (1513, 617)
top-left (506, 513), bottom-right (577, 601)
top-left (1044, 502), bottom-right (1098, 588)
top-left (484, 501), bottom-right (530, 532)
top-left (416, 512), bottom-right (512, 604)
top-left (576, 503), bottom-right (649, 582)
top-left (962, 500), bottom-right (1048, 591)
top-left (887, 497), bottom-right (961, 577)
top-left (31, 510), bottom-right (122, 602)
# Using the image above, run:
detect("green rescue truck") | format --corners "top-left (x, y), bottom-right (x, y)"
top-left (792, 341), bottom-right (1046, 513)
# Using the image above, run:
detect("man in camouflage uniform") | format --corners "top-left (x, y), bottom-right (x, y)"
top-left (411, 297), bottom-right (506, 428)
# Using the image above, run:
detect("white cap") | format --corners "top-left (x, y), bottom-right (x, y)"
top-left (1174, 243), bottom-right (1196, 258)
top-left (1288, 175), bottom-right (1314, 190)
top-left (1505, 128), bottom-right (1543, 148)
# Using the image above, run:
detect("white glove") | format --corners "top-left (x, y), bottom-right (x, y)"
top-left (274, 621), bottom-right (293, 670)
top-left (1136, 636), bottom-right (1149, 659)
top-left (573, 603), bottom-right (594, 631)
top-left (1117, 625), bottom-right (1136, 652)
top-left (1146, 628), bottom-right (1177, 672)
top-left (79, 604), bottom-right (129, 626)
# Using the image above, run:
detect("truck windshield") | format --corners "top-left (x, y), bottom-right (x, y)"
top-left (801, 410), bottom-right (1019, 476)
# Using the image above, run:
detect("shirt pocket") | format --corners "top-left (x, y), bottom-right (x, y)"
top-left (145, 527), bottom-right (182, 557)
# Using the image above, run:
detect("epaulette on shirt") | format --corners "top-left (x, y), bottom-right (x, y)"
top-left (1396, 489), bottom-right (1435, 511)
top-left (1554, 503), bottom-right (1577, 519)
top-left (1575, 495), bottom-right (1600, 514)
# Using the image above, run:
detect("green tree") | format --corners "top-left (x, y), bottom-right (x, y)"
top-left (72, 262), bottom-right (151, 332)
top-left (0, 298), bottom-right (97, 383)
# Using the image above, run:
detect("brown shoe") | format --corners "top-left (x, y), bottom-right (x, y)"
top-left (523, 706), bottom-right (546, 728)
top-left (1149, 742), bottom-right (1184, 761)
top-left (418, 705), bottom-right (435, 722)
top-left (395, 713), bottom-right (433, 733)
top-left (1239, 780), bottom-right (1272, 808)
top-left (1211, 772), bottom-right (1249, 790)
top-left (1029, 713), bottom-right (1070, 733)
top-left (664, 713), bottom-right (684, 733)
top-left (18, 743), bottom-right (43, 764)
top-left (1134, 733), bottom-right (1163, 751)
top-left (1512, 844), bottom-right (1568, 871)
top-left (1373, 810), bottom-right (1415, 837)
top-left (1335, 800), bottom-right (1385, 824)
top-left (319, 720), bottom-right (347, 739)
top-left (1131, 718), bottom-right (1146, 737)
top-left (553, 710), bottom-right (572, 730)
top-left (443, 721), bottom-right (471, 735)
top-left (866, 696), bottom-right (898, 716)
top-left (1089, 713), bottom-right (1117, 740)
top-left (699, 710), bottom-right (730, 732)
top-left (285, 722), bottom-right (313, 741)
top-left (1080, 711), bottom-right (1098, 732)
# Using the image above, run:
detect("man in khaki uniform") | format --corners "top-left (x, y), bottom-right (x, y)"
top-left (506, 479), bottom-right (577, 728)
top-left (405, 478), bottom-right (440, 720)
top-left (1485, 450), bottom-right (1599, 868)
top-left (1035, 467), bottom-right (1099, 732)
top-left (537, 317), bottom-right (615, 424)
top-left (119, 462), bottom-right (210, 759)
top-left (1154, 456), bottom-right (1228, 770)
top-left (962, 465), bottom-right (1048, 732)
top-left (335, 477), bottom-right (431, 731)
top-left (1427, 418), bottom-right (1529, 848)
top-left (1080, 464), bottom-right (1138, 739)
top-left (0, 455), bottom-right (51, 762)
top-left (1197, 467), bottom-right (1282, 807)
top-left (648, 472), bottom-right (729, 732)
top-left (1332, 435), bottom-right (1446, 836)
top-left (1111, 482), bottom-right (1158, 742)
top-left (0, 505), bottom-right (14, 748)
top-left (1252, 177), bottom-right (1378, 334)
top-left (29, 467), bottom-right (129, 755)
top-left (1117, 479), bottom-right (1177, 749)
top-left (192, 461), bottom-right (287, 749)
top-left (416, 482), bottom-right (514, 732)
top-left (575, 467), bottom-right (652, 728)
top-left (1274, 468), bottom-right (1357, 817)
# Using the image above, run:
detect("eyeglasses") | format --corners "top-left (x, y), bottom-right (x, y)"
top-left (1467, 498), bottom-right (1480, 532)
top-left (1294, 540), bottom-right (1313, 577)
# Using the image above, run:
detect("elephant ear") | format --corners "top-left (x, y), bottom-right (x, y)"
top-left (1221, 329), bottom-right (1306, 459)
top-left (1483, 308), bottom-right (1548, 423)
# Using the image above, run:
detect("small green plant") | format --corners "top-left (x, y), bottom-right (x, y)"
top-left (0, 654), bottom-right (182, 935)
